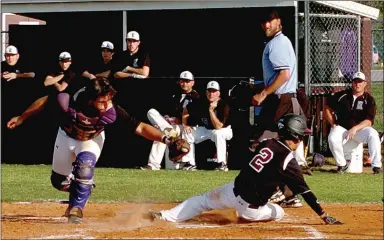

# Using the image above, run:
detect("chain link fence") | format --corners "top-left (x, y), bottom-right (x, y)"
top-left (299, 1), bottom-right (383, 153)
top-left (302, 1), bottom-right (381, 96)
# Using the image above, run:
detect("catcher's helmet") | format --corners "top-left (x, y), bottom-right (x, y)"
top-left (277, 114), bottom-right (311, 140)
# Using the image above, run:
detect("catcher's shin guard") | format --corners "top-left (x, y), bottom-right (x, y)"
top-left (69, 151), bottom-right (96, 212)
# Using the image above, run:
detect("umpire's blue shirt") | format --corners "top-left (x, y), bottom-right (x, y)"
top-left (262, 31), bottom-right (297, 94)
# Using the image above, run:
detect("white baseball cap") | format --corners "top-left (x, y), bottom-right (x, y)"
top-left (352, 71), bottom-right (366, 81)
top-left (101, 41), bottom-right (114, 51)
top-left (207, 81), bottom-right (220, 91)
top-left (5, 45), bottom-right (18, 55)
top-left (126, 31), bottom-right (140, 41)
top-left (59, 51), bottom-right (71, 61)
top-left (180, 71), bottom-right (194, 81)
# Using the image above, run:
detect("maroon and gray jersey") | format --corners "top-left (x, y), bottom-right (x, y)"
top-left (235, 139), bottom-right (310, 206)
top-left (56, 91), bottom-right (139, 141)
top-left (327, 89), bottom-right (376, 129)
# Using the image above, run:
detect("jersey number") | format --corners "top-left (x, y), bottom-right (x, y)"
top-left (249, 148), bottom-right (274, 173)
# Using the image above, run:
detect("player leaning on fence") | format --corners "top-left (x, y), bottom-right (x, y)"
top-left (324, 71), bottom-right (382, 174)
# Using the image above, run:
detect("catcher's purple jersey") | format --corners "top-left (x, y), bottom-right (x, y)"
top-left (56, 92), bottom-right (139, 141)
top-left (234, 138), bottom-right (310, 207)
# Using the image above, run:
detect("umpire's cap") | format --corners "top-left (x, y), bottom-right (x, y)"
top-left (258, 8), bottom-right (281, 23)
top-left (278, 114), bottom-right (311, 140)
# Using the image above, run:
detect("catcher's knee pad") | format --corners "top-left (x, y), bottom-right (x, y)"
top-left (51, 170), bottom-right (73, 192)
top-left (69, 151), bottom-right (96, 209)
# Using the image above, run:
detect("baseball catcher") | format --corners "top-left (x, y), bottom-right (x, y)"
top-left (151, 114), bottom-right (343, 226)
top-left (7, 77), bottom-right (179, 224)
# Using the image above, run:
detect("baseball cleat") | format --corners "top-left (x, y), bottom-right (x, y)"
top-left (373, 167), bottom-right (383, 174)
top-left (215, 162), bottom-right (229, 172)
top-left (149, 211), bottom-right (164, 221)
top-left (140, 164), bottom-right (160, 171)
top-left (182, 162), bottom-right (197, 171)
top-left (280, 197), bottom-right (303, 208)
top-left (336, 160), bottom-right (351, 174)
top-left (68, 215), bottom-right (82, 224)
top-left (268, 190), bottom-right (285, 204)
top-left (67, 207), bottom-right (83, 224)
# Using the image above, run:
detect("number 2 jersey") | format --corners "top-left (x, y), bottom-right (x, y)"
top-left (234, 138), bottom-right (312, 208)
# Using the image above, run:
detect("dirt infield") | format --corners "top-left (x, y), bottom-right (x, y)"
top-left (1, 202), bottom-right (383, 239)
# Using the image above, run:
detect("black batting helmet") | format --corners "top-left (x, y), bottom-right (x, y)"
top-left (277, 114), bottom-right (311, 140)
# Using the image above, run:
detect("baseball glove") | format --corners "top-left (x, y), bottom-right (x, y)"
top-left (167, 137), bottom-right (190, 162)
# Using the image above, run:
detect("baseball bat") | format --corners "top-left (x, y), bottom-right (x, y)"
top-left (319, 96), bottom-right (323, 152)
top-left (304, 115), bottom-right (315, 159)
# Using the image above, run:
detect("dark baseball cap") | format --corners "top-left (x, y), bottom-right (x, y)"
top-left (258, 8), bottom-right (281, 23)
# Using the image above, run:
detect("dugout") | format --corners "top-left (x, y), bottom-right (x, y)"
top-left (2, 1), bottom-right (379, 169)
top-left (1, 0), bottom-right (298, 168)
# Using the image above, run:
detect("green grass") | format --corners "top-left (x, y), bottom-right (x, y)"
top-left (1, 164), bottom-right (382, 204)
top-left (372, 82), bottom-right (383, 132)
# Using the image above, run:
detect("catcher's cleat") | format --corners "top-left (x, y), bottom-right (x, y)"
top-left (373, 167), bottom-right (383, 174)
top-left (163, 127), bottom-right (180, 138)
top-left (336, 160), bottom-right (351, 174)
top-left (140, 164), bottom-right (160, 171)
top-left (67, 207), bottom-right (83, 224)
top-left (268, 190), bottom-right (285, 204)
top-left (149, 211), bottom-right (164, 221)
top-left (215, 162), bottom-right (229, 172)
top-left (280, 197), bottom-right (303, 208)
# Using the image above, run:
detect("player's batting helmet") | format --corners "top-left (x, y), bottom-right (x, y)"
top-left (277, 114), bottom-right (311, 140)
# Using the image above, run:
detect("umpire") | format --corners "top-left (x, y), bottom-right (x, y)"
top-left (251, 8), bottom-right (305, 208)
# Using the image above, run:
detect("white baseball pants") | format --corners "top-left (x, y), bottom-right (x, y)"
top-left (328, 125), bottom-right (382, 168)
top-left (52, 128), bottom-right (105, 176)
top-left (147, 109), bottom-right (192, 169)
top-left (160, 181), bottom-right (285, 222)
top-left (182, 126), bottom-right (233, 164)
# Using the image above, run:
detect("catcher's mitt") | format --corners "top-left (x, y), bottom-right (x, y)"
top-left (167, 137), bottom-right (190, 162)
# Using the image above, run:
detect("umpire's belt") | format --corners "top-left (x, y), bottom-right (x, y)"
top-left (233, 187), bottom-right (260, 209)
top-left (276, 93), bottom-right (297, 99)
